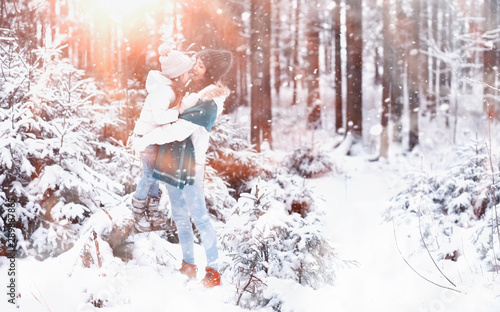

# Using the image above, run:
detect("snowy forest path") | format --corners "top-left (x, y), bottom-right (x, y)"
top-left (308, 159), bottom-right (456, 311)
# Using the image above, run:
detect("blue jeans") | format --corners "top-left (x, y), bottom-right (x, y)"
top-left (165, 165), bottom-right (219, 270)
top-left (135, 145), bottom-right (160, 200)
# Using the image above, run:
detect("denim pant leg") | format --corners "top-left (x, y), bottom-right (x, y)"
top-left (166, 183), bottom-right (196, 265)
top-left (135, 145), bottom-right (160, 200)
top-left (167, 165), bottom-right (219, 270)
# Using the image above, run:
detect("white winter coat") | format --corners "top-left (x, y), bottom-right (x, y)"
top-left (133, 70), bottom-right (179, 136)
top-left (133, 84), bottom-right (226, 165)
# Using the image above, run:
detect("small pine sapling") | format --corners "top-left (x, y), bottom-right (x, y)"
top-left (220, 178), bottom-right (340, 309)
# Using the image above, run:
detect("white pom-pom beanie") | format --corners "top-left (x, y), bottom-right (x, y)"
top-left (158, 44), bottom-right (194, 79)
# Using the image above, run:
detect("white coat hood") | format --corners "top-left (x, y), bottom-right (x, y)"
top-left (145, 70), bottom-right (172, 93)
top-left (133, 70), bottom-right (179, 136)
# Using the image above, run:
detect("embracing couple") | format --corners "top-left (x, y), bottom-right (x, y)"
top-left (130, 44), bottom-right (233, 288)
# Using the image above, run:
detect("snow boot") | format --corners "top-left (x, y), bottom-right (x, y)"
top-left (148, 197), bottom-right (167, 231)
top-left (131, 196), bottom-right (151, 232)
top-left (179, 260), bottom-right (197, 279)
top-left (201, 267), bottom-right (221, 288)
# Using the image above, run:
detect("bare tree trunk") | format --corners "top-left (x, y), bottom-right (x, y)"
top-left (305, 5), bottom-right (321, 131)
top-left (306, 14), bottom-right (320, 108)
top-left (334, 0), bottom-right (343, 133)
top-left (345, 0), bottom-right (363, 140)
top-left (272, 0), bottom-right (281, 101)
top-left (59, 0), bottom-right (69, 58)
top-left (292, 0), bottom-right (301, 105)
top-left (421, 0), bottom-right (434, 119)
top-left (483, 0), bottom-right (500, 119)
top-left (391, 0), bottom-right (404, 144)
top-left (424, 0), bottom-right (437, 119)
top-left (250, 0), bottom-right (273, 152)
top-left (407, 0), bottom-right (421, 151)
top-left (380, 0), bottom-right (392, 158)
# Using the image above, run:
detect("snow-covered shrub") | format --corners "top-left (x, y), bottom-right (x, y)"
top-left (219, 178), bottom-right (338, 309)
top-left (387, 142), bottom-right (493, 224)
top-left (386, 141), bottom-right (500, 271)
top-left (270, 173), bottom-right (315, 217)
top-left (282, 146), bottom-right (335, 178)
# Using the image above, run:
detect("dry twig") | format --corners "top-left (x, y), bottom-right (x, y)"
top-left (392, 220), bottom-right (461, 294)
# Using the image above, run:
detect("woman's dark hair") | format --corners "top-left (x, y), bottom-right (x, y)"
top-left (169, 74), bottom-right (211, 109)
top-left (172, 50), bottom-right (233, 107)
top-left (169, 77), bottom-right (189, 110)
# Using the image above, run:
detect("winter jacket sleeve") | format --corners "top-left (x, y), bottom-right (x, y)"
top-left (149, 86), bottom-right (179, 125)
top-left (212, 95), bottom-right (226, 116)
top-left (133, 119), bottom-right (201, 152)
top-left (179, 84), bottom-right (229, 115)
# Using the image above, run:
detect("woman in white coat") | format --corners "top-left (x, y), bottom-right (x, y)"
top-left (131, 45), bottom-right (194, 232)
top-left (134, 49), bottom-right (233, 288)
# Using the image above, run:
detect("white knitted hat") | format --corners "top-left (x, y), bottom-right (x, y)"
top-left (158, 44), bottom-right (194, 79)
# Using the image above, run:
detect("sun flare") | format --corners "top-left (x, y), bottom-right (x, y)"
top-left (82, 0), bottom-right (168, 19)
top-left (97, 0), bottom-right (144, 14)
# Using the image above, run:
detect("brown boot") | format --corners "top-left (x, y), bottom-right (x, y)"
top-left (179, 260), bottom-right (197, 279)
top-left (148, 197), bottom-right (167, 231)
top-left (131, 197), bottom-right (151, 232)
top-left (201, 267), bottom-right (221, 288)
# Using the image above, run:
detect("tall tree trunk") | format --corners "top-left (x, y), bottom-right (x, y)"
top-left (380, 0), bottom-right (392, 158)
top-left (49, 0), bottom-right (56, 46)
top-left (93, 11), bottom-right (112, 83)
top-left (306, 14), bottom-right (320, 108)
top-left (391, 0), bottom-right (404, 144)
top-left (345, 0), bottom-right (363, 140)
top-left (306, 5), bottom-right (321, 131)
top-left (292, 0), bottom-right (301, 105)
top-left (272, 0), bottom-right (281, 101)
top-left (334, 0), bottom-right (343, 133)
top-left (59, 0), bottom-right (69, 58)
top-left (233, 51), bottom-right (248, 108)
top-left (483, 0), bottom-right (500, 119)
top-left (250, 0), bottom-right (272, 152)
top-left (421, 0), bottom-right (434, 119)
top-left (407, 0), bottom-right (421, 151)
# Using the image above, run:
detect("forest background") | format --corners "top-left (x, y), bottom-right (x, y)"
top-left (6, 0), bottom-right (500, 153)
top-left (1, 0), bottom-right (500, 310)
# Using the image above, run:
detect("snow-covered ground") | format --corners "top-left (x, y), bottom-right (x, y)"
top-left (2, 155), bottom-right (500, 312)
top-left (313, 157), bottom-right (500, 312)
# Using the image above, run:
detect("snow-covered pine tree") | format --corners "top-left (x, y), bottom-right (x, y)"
top-left (1, 31), bottom-right (40, 257)
top-left (0, 39), bottom-right (136, 258)
top-left (219, 176), bottom-right (340, 309)
top-left (385, 139), bottom-right (500, 271)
